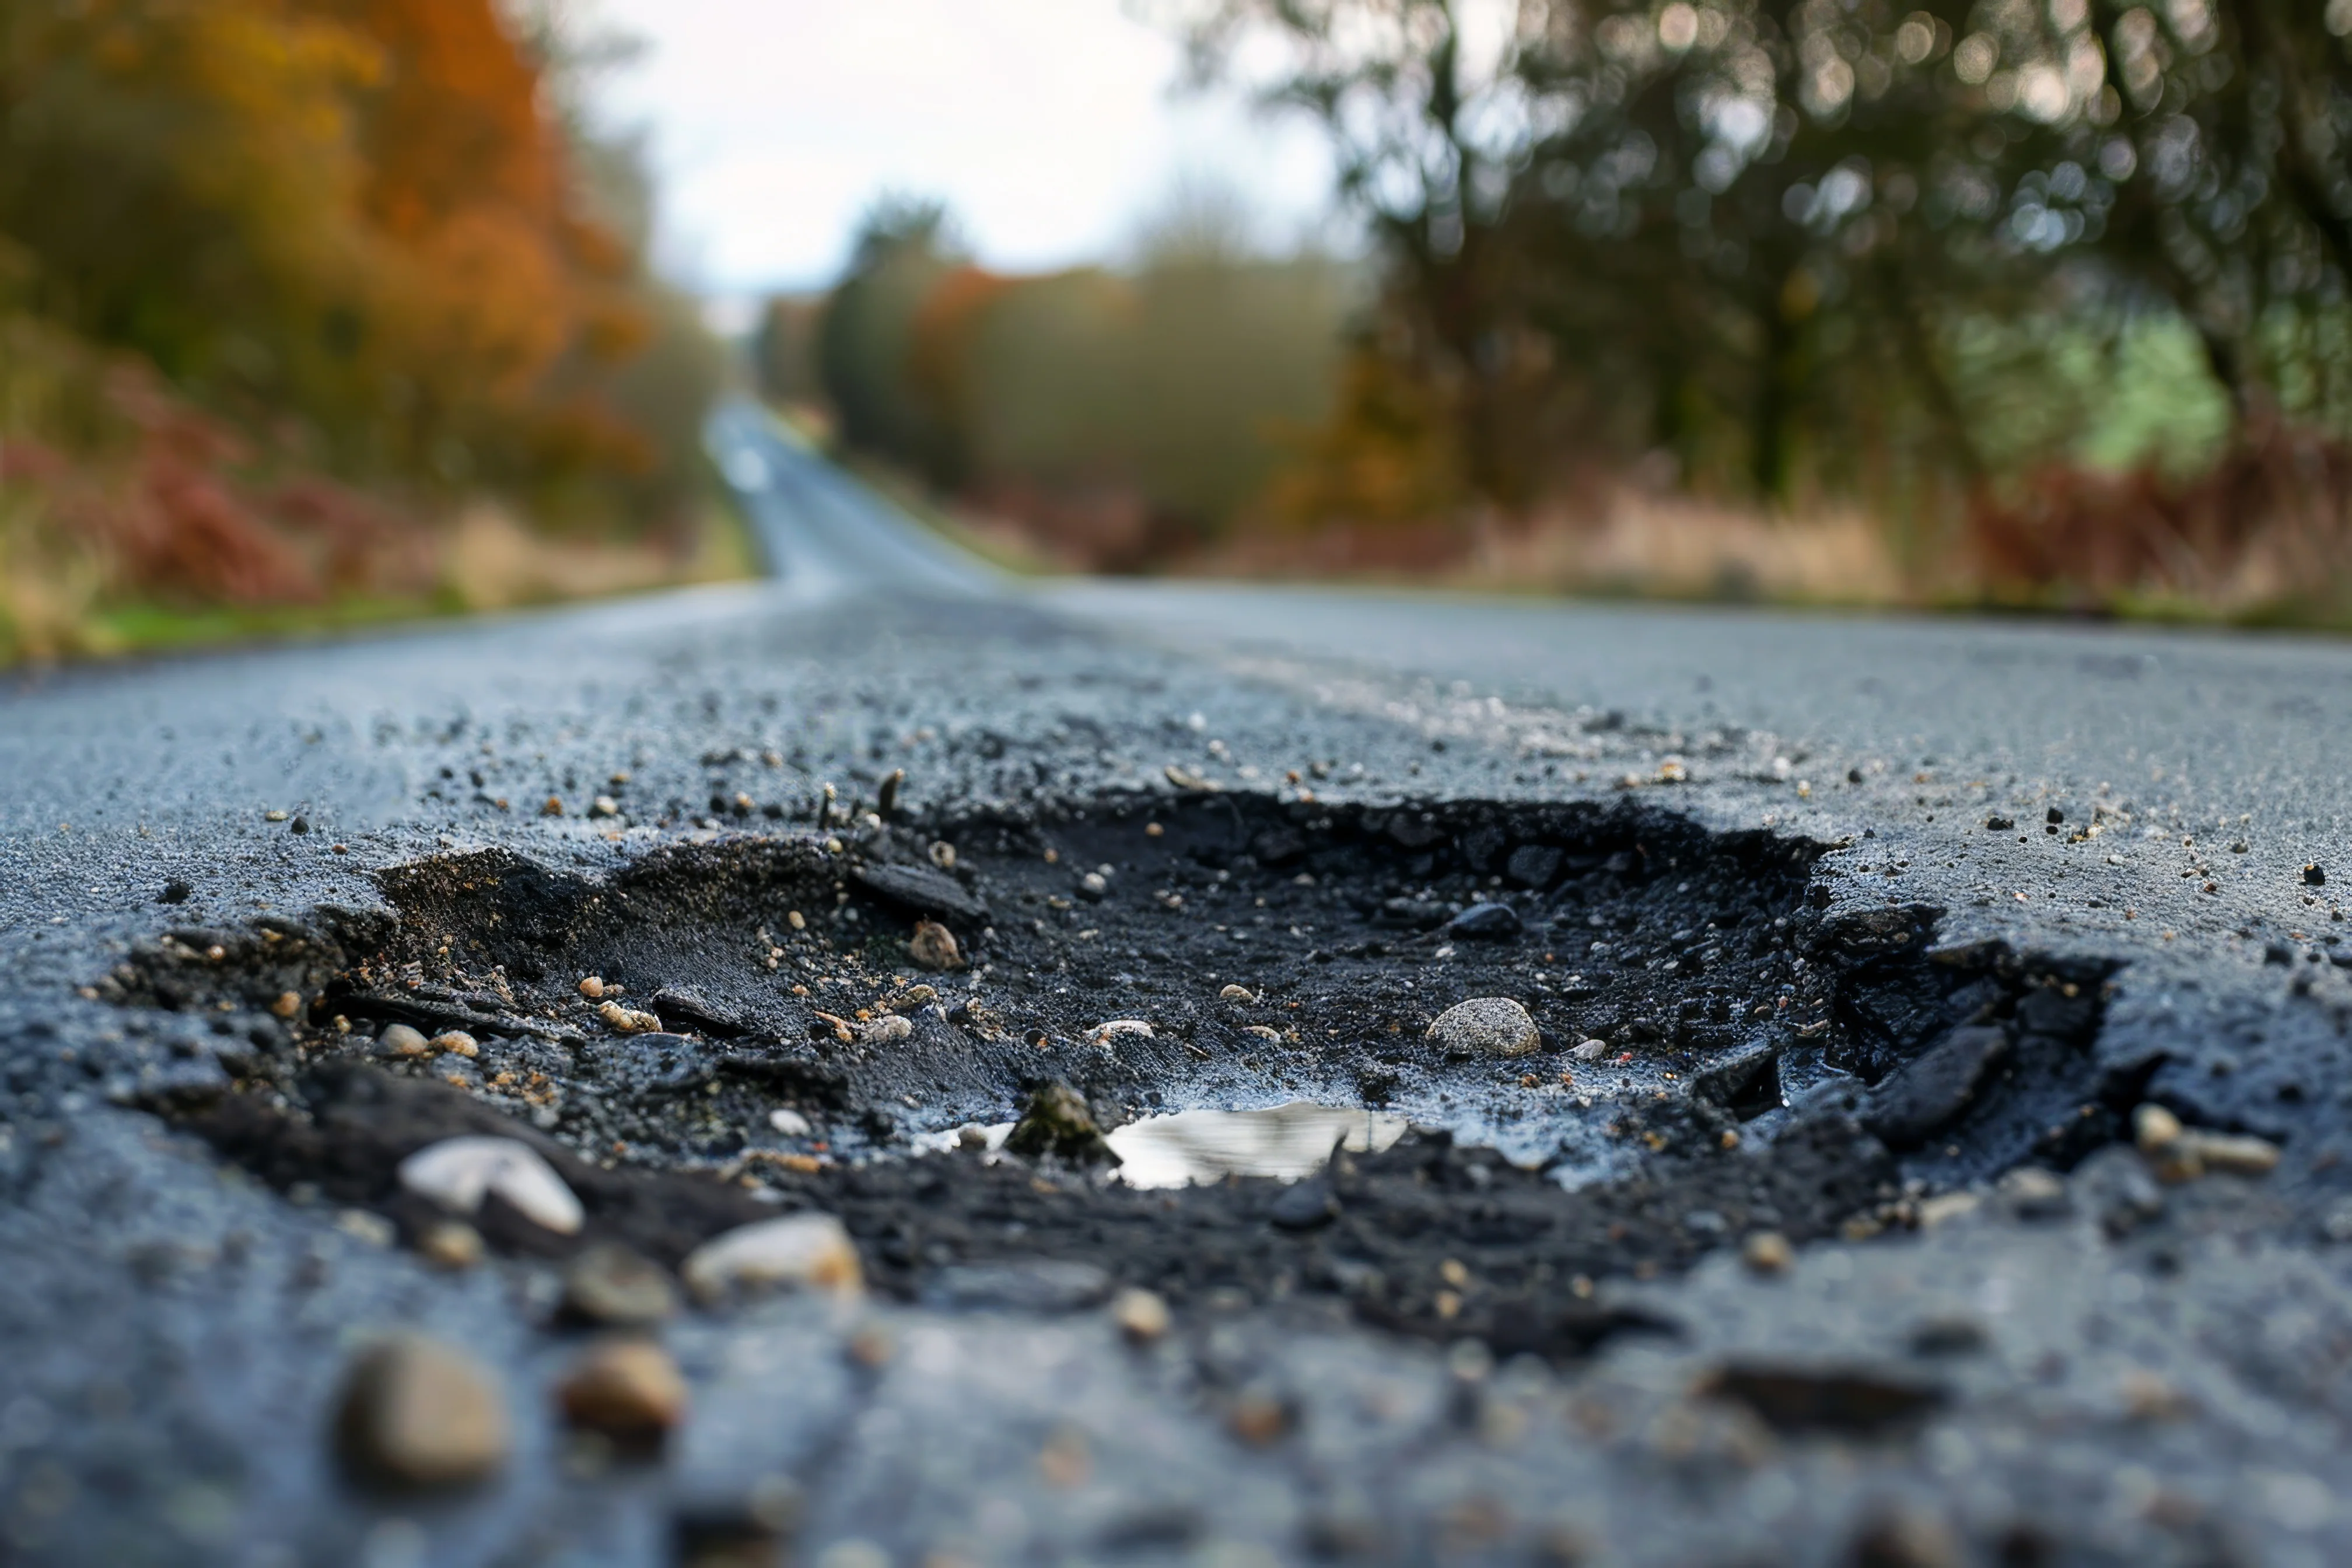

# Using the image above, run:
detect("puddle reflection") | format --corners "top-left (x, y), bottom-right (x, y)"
top-left (921, 1101), bottom-right (1411, 1188)
top-left (1107, 1102), bottom-right (1409, 1189)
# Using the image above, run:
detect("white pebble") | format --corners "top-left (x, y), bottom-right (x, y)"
top-left (682, 1213), bottom-right (863, 1303)
top-left (1571, 1038), bottom-right (1609, 1060)
top-left (378, 1024), bottom-right (430, 1059)
top-left (398, 1136), bottom-right (584, 1236)
top-left (768, 1108), bottom-right (813, 1138)
top-left (860, 1014), bottom-right (914, 1044)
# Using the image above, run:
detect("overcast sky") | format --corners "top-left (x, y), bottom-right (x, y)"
top-left (588, 0), bottom-right (1339, 297)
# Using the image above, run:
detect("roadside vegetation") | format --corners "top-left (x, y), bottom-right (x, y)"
top-left (778, 1), bottom-right (2352, 628)
top-left (0, 0), bottom-right (741, 664)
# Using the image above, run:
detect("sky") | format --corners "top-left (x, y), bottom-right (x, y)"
top-left (587, 0), bottom-right (1340, 300)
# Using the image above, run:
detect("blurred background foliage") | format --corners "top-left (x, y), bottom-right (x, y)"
top-left (769, 188), bottom-right (1353, 569)
top-left (779, 0), bottom-right (2352, 621)
top-left (0, 0), bottom-right (732, 660)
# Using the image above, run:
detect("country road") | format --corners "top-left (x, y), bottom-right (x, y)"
top-left (2, 402), bottom-right (2350, 1566)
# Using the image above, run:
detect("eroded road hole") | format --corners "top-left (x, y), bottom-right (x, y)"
top-left (96, 792), bottom-right (2121, 1353)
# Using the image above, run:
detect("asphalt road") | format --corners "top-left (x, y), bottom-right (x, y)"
top-left (1, 400), bottom-right (2349, 1565)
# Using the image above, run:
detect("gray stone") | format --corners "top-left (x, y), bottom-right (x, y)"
top-left (561, 1244), bottom-right (679, 1327)
top-left (1428, 997), bottom-right (1540, 1057)
top-left (1446, 902), bottom-right (1522, 940)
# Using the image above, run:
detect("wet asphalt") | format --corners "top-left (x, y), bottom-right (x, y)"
top-left (2, 400), bottom-right (2350, 1564)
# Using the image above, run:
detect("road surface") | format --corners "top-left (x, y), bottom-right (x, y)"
top-left (0, 398), bottom-right (2347, 1566)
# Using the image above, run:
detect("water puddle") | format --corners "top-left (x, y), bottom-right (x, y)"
top-left (1106, 1102), bottom-right (1412, 1189)
top-left (924, 1101), bottom-right (1410, 1189)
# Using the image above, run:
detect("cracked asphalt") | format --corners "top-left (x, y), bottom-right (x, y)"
top-left (1, 401), bottom-right (2350, 1566)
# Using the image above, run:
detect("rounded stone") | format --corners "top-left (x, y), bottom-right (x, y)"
top-left (1427, 998), bottom-right (1540, 1058)
top-left (682, 1213), bottom-right (863, 1304)
top-left (558, 1339), bottom-right (688, 1440)
top-left (376, 1024), bottom-right (430, 1059)
top-left (415, 1221), bottom-right (484, 1271)
top-left (398, 1136), bottom-right (584, 1236)
top-left (908, 920), bottom-right (963, 972)
top-left (335, 1335), bottom-right (509, 1488)
top-left (1111, 1287), bottom-right (1171, 1342)
top-left (562, 1244), bottom-right (680, 1328)
top-left (1446, 902), bottom-right (1523, 941)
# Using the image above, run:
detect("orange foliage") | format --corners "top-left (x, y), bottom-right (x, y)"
top-left (1965, 425), bottom-right (2352, 609)
top-left (0, 0), bottom-right (673, 528)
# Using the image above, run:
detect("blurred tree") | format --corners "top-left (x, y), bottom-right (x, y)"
top-left (0, 0), bottom-right (709, 534)
top-left (817, 197), bottom-right (966, 484)
top-left (753, 296), bottom-right (826, 407)
top-left (1164, 0), bottom-right (2352, 512)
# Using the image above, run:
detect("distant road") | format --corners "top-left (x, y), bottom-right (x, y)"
top-left (704, 398), bottom-right (991, 596)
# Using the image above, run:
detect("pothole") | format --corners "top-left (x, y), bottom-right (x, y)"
top-left (91, 790), bottom-right (2127, 1352)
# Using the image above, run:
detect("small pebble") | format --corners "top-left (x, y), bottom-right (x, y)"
top-left (1446, 902), bottom-right (1522, 941)
top-left (1997, 1166), bottom-right (2069, 1218)
top-left (2134, 1102), bottom-right (2281, 1180)
top-left (928, 841), bottom-right (957, 869)
top-left (1570, 1038), bottom-right (1609, 1060)
top-left (2133, 1102), bottom-right (2183, 1153)
top-left (578, 976), bottom-right (606, 999)
top-left (562, 1244), bottom-right (679, 1327)
top-left (398, 1136), bottom-right (584, 1235)
top-left (2305, 863), bottom-right (2327, 887)
top-left (768, 1108), bottom-right (813, 1138)
top-left (1079, 872), bottom-right (1108, 897)
top-left (860, 1014), bottom-right (914, 1044)
top-left (1111, 1286), bottom-right (1171, 1343)
top-left (1219, 984), bottom-right (1256, 1003)
top-left (415, 1221), bottom-right (484, 1271)
top-left (428, 1030), bottom-right (478, 1058)
top-left (1428, 997), bottom-right (1540, 1058)
top-left (541, 796), bottom-right (564, 817)
top-left (1091, 1019), bottom-right (1153, 1041)
top-left (558, 1339), bottom-right (688, 1440)
top-left (2189, 1131), bottom-right (2280, 1177)
top-left (1226, 1388), bottom-right (1291, 1447)
top-left (271, 991), bottom-right (302, 1020)
top-left (1742, 1232), bottom-right (1793, 1274)
top-left (335, 1335), bottom-right (509, 1488)
top-left (682, 1213), bottom-right (863, 1304)
top-left (589, 796), bottom-right (621, 818)
top-left (788, 911), bottom-right (806, 931)
top-left (908, 920), bottom-right (963, 971)
top-left (1915, 1192), bottom-right (1981, 1228)
top-left (264, 810), bottom-right (287, 822)
top-left (377, 1024), bottom-right (430, 1059)
top-left (600, 1001), bottom-right (661, 1035)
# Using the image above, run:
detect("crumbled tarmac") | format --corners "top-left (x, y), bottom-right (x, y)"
top-left (64, 779), bottom-right (2160, 1398)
